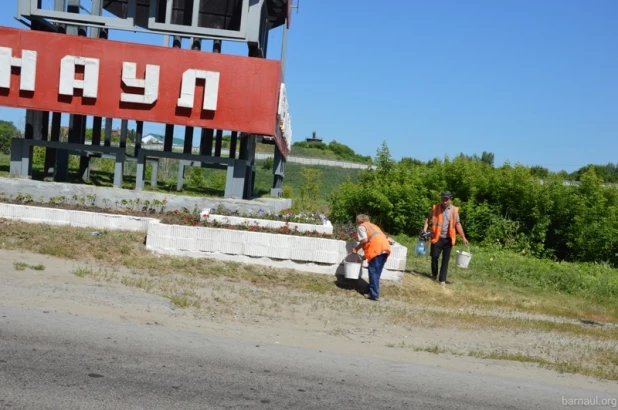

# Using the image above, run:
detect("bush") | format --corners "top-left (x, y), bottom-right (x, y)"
top-left (188, 167), bottom-right (207, 189)
top-left (282, 184), bottom-right (294, 198)
top-left (207, 170), bottom-right (226, 192)
top-left (262, 157), bottom-right (274, 170)
top-left (327, 142), bottom-right (618, 267)
top-left (0, 120), bottom-right (21, 154)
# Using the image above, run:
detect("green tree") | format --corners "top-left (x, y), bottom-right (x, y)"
top-left (298, 168), bottom-right (322, 212)
top-left (127, 129), bottom-right (136, 143)
top-left (568, 169), bottom-right (618, 264)
top-left (0, 120), bottom-right (21, 154)
top-left (480, 151), bottom-right (495, 167)
top-left (374, 141), bottom-right (395, 177)
top-left (529, 165), bottom-right (550, 179)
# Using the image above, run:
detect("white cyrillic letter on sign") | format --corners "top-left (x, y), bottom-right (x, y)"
top-left (0, 47), bottom-right (37, 91)
top-left (177, 69), bottom-right (220, 111)
top-left (120, 62), bottom-right (160, 104)
top-left (59, 55), bottom-right (100, 98)
top-left (277, 83), bottom-right (292, 148)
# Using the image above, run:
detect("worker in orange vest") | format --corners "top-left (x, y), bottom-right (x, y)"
top-left (423, 191), bottom-right (469, 285)
top-left (352, 214), bottom-right (392, 301)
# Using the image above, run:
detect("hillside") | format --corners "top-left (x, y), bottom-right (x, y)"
top-left (253, 159), bottom-right (362, 204)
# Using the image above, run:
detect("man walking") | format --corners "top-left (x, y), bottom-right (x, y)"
top-left (352, 214), bottom-right (391, 301)
top-left (423, 191), bottom-right (469, 285)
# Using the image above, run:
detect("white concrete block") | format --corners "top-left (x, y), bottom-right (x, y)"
top-left (390, 245), bottom-right (408, 260)
top-left (148, 221), bottom-right (171, 237)
top-left (290, 236), bottom-right (315, 250)
top-left (169, 225), bottom-right (191, 239)
top-left (194, 227), bottom-right (213, 240)
top-left (265, 246), bottom-right (291, 260)
top-left (216, 240), bottom-right (243, 254)
top-left (243, 243), bottom-right (270, 258)
top-left (385, 257), bottom-right (401, 271)
top-left (145, 233), bottom-right (163, 249)
top-left (244, 231), bottom-right (271, 246)
top-left (0, 203), bottom-right (12, 218)
top-left (195, 238), bottom-right (217, 253)
top-left (167, 237), bottom-right (196, 252)
top-left (312, 250), bottom-right (339, 264)
top-left (289, 248), bottom-right (312, 262)
top-left (151, 233), bottom-right (164, 248)
top-left (267, 235), bottom-right (292, 255)
top-left (71, 211), bottom-right (94, 227)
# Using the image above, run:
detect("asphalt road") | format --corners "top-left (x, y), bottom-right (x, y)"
top-left (0, 306), bottom-right (612, 410)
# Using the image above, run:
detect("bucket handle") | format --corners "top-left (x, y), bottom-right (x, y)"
top-left (345, 253), bottom-right (363, 263)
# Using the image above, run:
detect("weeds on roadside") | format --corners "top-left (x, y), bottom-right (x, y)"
top-left (13, 261), bottom-right (45, 271)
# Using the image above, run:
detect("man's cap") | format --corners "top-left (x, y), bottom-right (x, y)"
top-left (441, 191), bottom-right (452, 199)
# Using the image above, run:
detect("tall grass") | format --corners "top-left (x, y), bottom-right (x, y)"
top-left (395, 233), bottom-right (618, 305)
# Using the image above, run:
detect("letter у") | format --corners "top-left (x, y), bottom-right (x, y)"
top-left (120, 62), bottom-right (160, 105)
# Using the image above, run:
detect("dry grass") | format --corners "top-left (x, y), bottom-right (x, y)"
top-left (469, 347), bottom-right (618, 382)
top-left (2, 220), bottom-right (618, 382)
top-left (384, 342), bottom-right (618, 382)
top-left (384, 271), bottom-right (618, 323)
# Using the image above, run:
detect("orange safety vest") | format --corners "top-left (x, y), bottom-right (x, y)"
top-left (360, 222), bottom-right (391, 263)
top-left (430, 204), bottom-right (459, 245)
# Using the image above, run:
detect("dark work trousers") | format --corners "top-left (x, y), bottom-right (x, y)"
top-left (431, 237), bottom-right (453, 282)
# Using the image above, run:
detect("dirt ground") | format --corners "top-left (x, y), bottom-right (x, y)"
top-left (1, 248), bottom-right (617, 396)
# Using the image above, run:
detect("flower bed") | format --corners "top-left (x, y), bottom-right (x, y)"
top-left (202, 206), bottom-right (333, 235)
top-left (160, 208), bottom-right (358, 240)
top-left (208, 205), bottom-right (329, 225)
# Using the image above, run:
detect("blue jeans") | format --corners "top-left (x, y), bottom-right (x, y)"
top-left (367, 253), bottom-right (388, 300)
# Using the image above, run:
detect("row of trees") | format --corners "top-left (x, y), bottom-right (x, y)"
top-left (329, 143), bottom-right (618, 267)
top-left (0, 120), bottom-right (141, 153)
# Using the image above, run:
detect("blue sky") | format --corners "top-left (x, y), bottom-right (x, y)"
top-left (1, 0), bottom-right (617, 172)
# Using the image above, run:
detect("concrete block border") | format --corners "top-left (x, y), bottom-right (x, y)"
top-left (145, 221), bottom-right (406, 282)
top-left (0, 203), bottom-right (407, 282)
top-left (0, 202), bottom-right (156, 232)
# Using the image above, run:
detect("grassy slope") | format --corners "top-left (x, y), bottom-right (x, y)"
top-left (253, 159), bottom-right (361, 203)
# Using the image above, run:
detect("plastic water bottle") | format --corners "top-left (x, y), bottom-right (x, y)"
top-left (416, 240), bottom-right (426, 256)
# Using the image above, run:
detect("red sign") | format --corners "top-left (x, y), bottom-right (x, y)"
top-left (0, 27), bottom-right (288, 156)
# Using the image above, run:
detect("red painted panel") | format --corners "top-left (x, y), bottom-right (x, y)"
top-left (0, 27), bottom-right (283, 138)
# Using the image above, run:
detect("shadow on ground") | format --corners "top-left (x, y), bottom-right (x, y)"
top-left (334, 275), bottom-right (369, 296)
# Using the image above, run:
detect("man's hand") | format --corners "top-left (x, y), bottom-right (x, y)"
top-left (463, 238), bottom-right (469, 247)
top-left (351, 247), bottom-right (358, 254)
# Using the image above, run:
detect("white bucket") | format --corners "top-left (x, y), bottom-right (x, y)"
top-left (343, 253), bottom-right (363, 279)
top-left (456, 250), bottom-right (472, 269)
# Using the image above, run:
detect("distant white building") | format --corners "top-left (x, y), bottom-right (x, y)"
top-left (142, 133), bottom-right (164, 144)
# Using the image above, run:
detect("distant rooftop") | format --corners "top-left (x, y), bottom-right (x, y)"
top-left (305, 131), bottom-right (322, 143)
